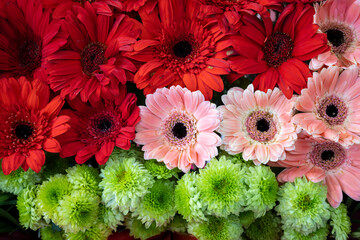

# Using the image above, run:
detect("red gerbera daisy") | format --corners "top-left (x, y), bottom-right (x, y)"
top-left (0, 0), bottom-right (67, 82)
top-left (0, 77), bottom-right (70, 175)
top-left (229, 3), bottom-right (329, 98)
top-left (129, 0), bottom-right (232, 100)
top-left (47, 2), bottom-right (141, 102)
top-left (119, 0), bottom-right (157, 13)
top-left (59, 88), bottom-right (140, 165)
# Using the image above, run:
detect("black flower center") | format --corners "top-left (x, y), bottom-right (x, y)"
top-left (326, 104), bottom-right (338, 118)
top-left (81, 42), bottom-right (106, 75)
top-left (264, 32), bottom-right (294, 68)
top-left (18, 39), bottom-right (42, 76)
top-left (310, 142), bottom-right (346, 171)
top-left (256, 118), bottom-right (270, 132)
top-left (321, 150), bottom-right (335, 161)
top-left (96, 118), bottom-right (112, 132)
top-left (318, 95), bottom-right (347, 126)
top-left (326, 29), bottom-right (344, 48)
top-left (173, 40), bottom-right (193, 58)
top-left (15, 124), bottom-right (34, 140)
top-left (172, 122), bottom-right (187, 139)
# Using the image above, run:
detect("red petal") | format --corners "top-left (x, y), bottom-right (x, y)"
top-left (115, 138), bottom-right (131, 150)
top-left (75, 145), bottom-right (98, 164)
top-left (1, 154), bottom-right (25, 175)
top-left (95, 141), bottom-right (115, 165)
top-left (60, 141), bottom-right (86, 158)
top-left (27, 150), bottom-right (45, 173)
top-left (40, 96), bottom-right (65, 119)
top-left (43, 138), bottom-right (61, 153)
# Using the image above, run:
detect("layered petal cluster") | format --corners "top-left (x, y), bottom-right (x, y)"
top-left (0, 77), bottom-right (69, 175)
top-left (47, 2), bottom-right (141, 102)
top-left (229, 3), bottom-right (329, 98)
top-left (293, 66), bottom-right (360, 146)
top-left (129, 0), bottom-right (231, 100)
top-left (217, 85), bottom-right (297, 164)
top-left (310, 0), bottom-right (360, 70)
top-left (134, 86), bottom-right (222, 172)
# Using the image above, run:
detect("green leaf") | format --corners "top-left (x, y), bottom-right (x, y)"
top-left (0, 208), bottom-right (19, 227)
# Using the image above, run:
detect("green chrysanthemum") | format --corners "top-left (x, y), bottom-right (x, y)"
top-left (168, 214), bottom-right (187, 233)
top-left (245, 211), bottom-right (281, 240)
top-left (108, 146), bottom-right (144, 162)
top-left (65, 222), bottom-right (112, 240)
top-left (217, 151), bottom-right (254, 167)
top-left (133, 180), bottom-right (176, 228)
top-left (56, 190), bottom-right (100, 233)
top-left (329, 204), bottom-right (351, 240)
top-left (197, 157), bottom-right (246, 217)
top-left (244, 165), bottom-right (278, 217)
top-left (41, 153), bottom-right (71, 180)
top-left (100, 157), bottom-right (154, 214)
top-left (99, 203), bottom-right (124, 230)
top-left (276, 177), bottom-right (331, 236)
top-left (175, 172), bottom-right (206, 222)
top-left (37, 174), bottom-right (73, 223)
top-left (282, 226), bottom-right (329, 240)
top-left (143, 159), bottom-right (180, 179)
top-left (66, 165), bottom-right (101, 195)
top-left (17, 185), bottom-right (46, 230)
top-left (238, 211), bottom-right (256, 228)
top-left (40, 226), bottom-right (64, 240)
top-left (0, 165), bottom-right (41, 195)
top-left (188, 215), bottom-right (243, 240)
top-left (125, 217), bottom-right (165, 240)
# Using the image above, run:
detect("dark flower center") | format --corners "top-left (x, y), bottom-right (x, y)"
top-left (321, 150), bottom-right (334, 161)
top-left (264, 32), bottom-right (293, 68)
top-left (310, 142), bottom-right (346, 171)
top-left (15, 124), bottom-right (34, 140)
top-left (256, 118), bottom-right (270, 132)
top-left (81, 42), bottom-right (106, 75)
top-left (172, 122), bottom-right (187, 139)
top-left (318, 95), bottom-right (347, 126)
top-left (326, 104), bottom-right (338, 118)
top-left (173, 40), bottom-right (193, 58)
top-left (325, 29), bottom-right (344, 48)
top-left (97, 118), bottom-right (112, 132)
top-left (246, 111), bottom-right (277, 142)
top-left (18, 39), bottom-right (42, 75)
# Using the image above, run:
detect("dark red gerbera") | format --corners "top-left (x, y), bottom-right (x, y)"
top-left (58, 87), bottom-right (140, 165)
top-left (47, 2), bottom-right (141, 102)
top-left (0, 77), bottom-right (70, 175)
top-left (229, 3), bottom-right (329, 98)
top-left (129, 0), bottom-right (232, 100)
top-left (0, 0), bottom-right (67, 82)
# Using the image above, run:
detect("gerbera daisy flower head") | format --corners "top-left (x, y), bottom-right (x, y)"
top-left (59, 89), bottom-right (140, 165)
top-left (47, 2), bottom-right (141, 102)
top-left (0, 0), bottom-right (67, 82)
top-left (217, 84), bottom-right (297, 165)
top-left (229, 3), bottom-right (329, 98)
top-left (0, 77), bottom-right (70, 175)
top-left (293, 66), bottom-right (360, 146)
top-left (277, 134), bottom-right (360, 208)
top-left (134, 86), bottom-right (222, 172)
top-left (130, 0), bottom-right (231, 100)
top-left (310, 0), bottom-right (360, 70)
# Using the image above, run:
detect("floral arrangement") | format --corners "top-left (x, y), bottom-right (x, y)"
top-left (0, 0), bottom-right (360, 239)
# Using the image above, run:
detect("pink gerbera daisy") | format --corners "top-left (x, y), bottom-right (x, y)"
top-left (134, 86), bottom-right (222, 172)
top-left (293, 66), bottom-right (360, 146)
top-left (277, 134), bottom-right (360, 208)
top-left (310, 0), bottom-right (360, 70)
top-left (217, 84), bottom-right (297, 164)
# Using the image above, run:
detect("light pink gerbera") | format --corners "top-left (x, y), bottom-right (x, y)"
top-left (134, 86), bottom-right (222, 172)
top-left (217, 84), bottom-right (297, 165)
top-left (310, 0), bottom-right (360, 70)
top-left (277, 133), bottom-right (360, 208)
top-left (293, 66), bottom-right (360, 146)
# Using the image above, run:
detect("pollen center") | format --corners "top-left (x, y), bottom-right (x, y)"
top-left (81, 42), bottom-right (106, 75)
top-left (318, 95), bottom-right (347, 126)
top-left (97, 118), bottom-right (113, 132)
top-left (256, 118), bottom-right (270, 132)
top-left (321, 23), bottom-right (354, 54)
top-left (264, 32), bottom-right (293, 68)
top-left (326, 29), bottom-right (344, 48)
top-left (18, 39), bottom-right (42, 76)
top-left (173, 40), bottom-right (193, 58)
top-left (15, 124), bottom-right (34, 140)
top-left (321, 150), bottom-right (334, 161)
top-left (172, 122), bottom-right (187, 139)
top-left (309, 142), bottom-right (346, 171)
top-left (246, 111), bottom-right (277, 142)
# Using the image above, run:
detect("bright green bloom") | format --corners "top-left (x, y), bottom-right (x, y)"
top-left (174, 172), bottom-right (206, 222)
top-left (197, 157), bottom-right (246, 217)
top-left (100, 157), bottom-right (154, 214)
top-left (99, 204), bottom-right (124, 230)
top-left (37, 174), bottom-right (73, 223)
top-left (168, 214), bottom-right (187, 233)
top-left (244, 165), bottom-right (278, 217)
top-left (217, 151), bottom-right (254, 167)
top-left (56, 190), bottom-right (100, 233)
top-left (188, 215), bottom-right (243, 240)
top-left (133, 180), bottom-right (176, 228)
top-left (109, 146), bottom-right (144, 162)
top-left (0, 166), bottom-right (41, 195)
top-left (238, 211), bottom-right (255, 228)
top-left (40, 226), bottom-right (64, 240)
top-left (330, 204), bottom-right (351, 240)
top-left (276, 177), bottom-right (331, 236)
top-left (66, 165), bottom-right (101, 195)
top-left (125, 217), bottom-right (165, 240)
top-left (245, 211), bottom-right (281, 240)
top-left (17, 185), bottom-right (46, 230)
top-left (65, 222), bottom-right (112, 240)
top-left (144, 159), bottom-right (180, 179)
top-left (282, 227), bottom-right (329, 240)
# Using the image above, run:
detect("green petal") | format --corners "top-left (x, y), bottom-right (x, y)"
top-left (66, 165), bottom-right (102, 195)
top-left (99, 204), bottom-right (124, 230)
top-left (330, 203), bottom-right (351, 240)
top-left (168, 214), bottom-right (187, 233)
top-left (245, 211), bottom-right (281, 240)
top-left (144, 159), bottom-right (180, 179)
top-left (282, 226), bottom-right (329, 240)
top-left (125, 217), bottom-right (165, 240)
top-left (40, 226), bottom-right (64, 240)
top-left (64, 222), bottom-right (112, 240)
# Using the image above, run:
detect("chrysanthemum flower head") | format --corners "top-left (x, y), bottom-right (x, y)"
top-left (293, 66), bottom-right (360, 146)
top-left (99, 204), bottom-right (124, 230)
top-left (218, 84), bottom-right (297, 164)
top-left (132, 180), bottom-right (176, 228)
top-left (0, 77), bottom-right (70, 175)
top-left (125, 217), bottom-right (166, 240)
top-left (276, 177), bottom-right (331, 235)
top-left (135, 86), bottom-right (222, 172)
top-left (282, 227), bottom-right (329, 240)
top-left (64, 222), bottom-right (112, 240)
top-left (144, 159), bottom-right (180, 179)
top-left (244, 211), bottom-right (281, 240)
top-left (168, 214), bottom-right (187, 233)
top-left (329, 203), bottom-right (351, 240)
top-left (187, 215), bottom-right (243, 240)
top-left (40, 226), bottom-right (64, 240)
top-left (310, 0), bottom-right (360, 70)
top-left (99, 156), bottom-right (154, 214)
top-left (238, 211), bottom-right (255, 228)
top-left (66, 165), bottom-right (102, 195)
top-left (197, 157), bottom-right (247, 217)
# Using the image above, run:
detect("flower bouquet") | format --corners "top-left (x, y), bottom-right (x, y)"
top-left (0, 0), bottom-right (360, 239)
